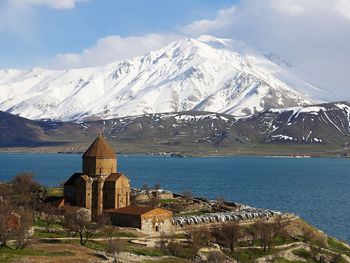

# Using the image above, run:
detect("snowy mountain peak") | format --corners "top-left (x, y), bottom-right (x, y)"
top-left (0, 35), bottom-right (324, 121)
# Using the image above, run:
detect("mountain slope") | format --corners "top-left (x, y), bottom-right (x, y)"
top-left (1, 102), bottom-right (350, 152)
top-left (0, 36), bottom-right (320, 121)
top-left (238, 102), bottom-right (350, 144)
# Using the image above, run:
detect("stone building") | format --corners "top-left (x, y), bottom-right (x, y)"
top-left (64, 134), bottom-right (131, 218)
top-left (104, 206), bottom-right (173, 233)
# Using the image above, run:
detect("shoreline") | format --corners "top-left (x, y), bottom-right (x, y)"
top-left (0, 149), bottom-right (349, 159)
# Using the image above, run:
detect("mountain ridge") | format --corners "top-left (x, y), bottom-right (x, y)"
top-left (0, 36), bottom-right (323, 121)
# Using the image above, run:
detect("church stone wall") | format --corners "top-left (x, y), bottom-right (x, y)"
top-left (141, 209), bottom-right (173, 233)
top-left (83, 157), bottom-right (117, 176)
top-left (107, 213), bottom-right (141, 228)
top-left (116, 177), bottom-right (130, 208)
top-left (103, 181), bottom-right (116, 210)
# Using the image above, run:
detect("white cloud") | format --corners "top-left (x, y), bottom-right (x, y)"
top-left (0, 0), bottom-right (85, 37)
top-left (182, 0), bottom-right (350, 101)
top-left (53, 34), bottom-right (180, 69)
top-left (11, 0), bottom-right (85, 10)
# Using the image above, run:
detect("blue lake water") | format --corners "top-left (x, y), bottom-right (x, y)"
top-left (0, 153), bottom-right (349, 242)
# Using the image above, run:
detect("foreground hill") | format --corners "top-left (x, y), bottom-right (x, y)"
top-left (0, 36), bottom-right (321, 121)
top-left (1, 101), bottom-right (350, 156)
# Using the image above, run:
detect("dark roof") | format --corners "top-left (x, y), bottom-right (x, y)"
top-left (83, 134), bottom-right (116, 158)
top-left (105, 173), bottom-right (124, 181)
top-left (104, 206), bottom-right (156, 215)
top-left (64, 173), bottom-right (83, 186)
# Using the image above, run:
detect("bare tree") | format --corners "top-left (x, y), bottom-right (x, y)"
top-left (182, 190), bottom-right (193, 205)
top-left (309, 234), bottom-right (326, 260)
top-left (223, 222), bottom-right (242, 252)
top-left (38, 203), bottom-right (60, 231)
top-left (216, 196), bottom-right (226, 211)
top-left (212, 222), bottom-right (242, 252)
top-left (185, 227), bottom-right (208, 259)
top-left (109, 239), bottom-right (121, 263)
top-left (330, 253), bottom-right (343, 263)
top-left (142, 184), bottom-right (160, 208)
top-left (63, 208), bottom-right (98, 246)
top-left (11, 172), bottom-right (40, 195)
top-left (252, 220), bottom-right (275, 252)
top-left (0, 200), bottom-right (13, 247)
top-left (273, 215), bottom-right (291, 241)
top-left (301, 225), bottom-right (315, 243)
top-left (11, 172), bottom-right (43, 210)
top-left (244, 226), bottom-right (258, 250)
top-left (13, 208), bottom-right (33, 249)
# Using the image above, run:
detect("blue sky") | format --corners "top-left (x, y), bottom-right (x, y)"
top-left (0, 0), bottom-right (239, 68)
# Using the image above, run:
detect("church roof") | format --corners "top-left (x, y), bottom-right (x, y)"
top-left (64, 173), bottom-right (83, 186)
top-left (104, 206), bottom-right (156, 215)
top-left (105, 173), bottom-right (125, 181)
top-left (83, 134), bottom-right (116, 158)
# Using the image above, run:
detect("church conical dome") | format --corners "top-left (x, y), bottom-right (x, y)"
top-left (83, 134), bottom-right (116, 159)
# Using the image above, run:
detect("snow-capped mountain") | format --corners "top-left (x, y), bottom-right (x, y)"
top-left (0, 35), bottom-right (324, 121)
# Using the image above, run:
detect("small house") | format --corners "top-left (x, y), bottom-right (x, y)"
top-left (104, 206), bottom-right (173, 233)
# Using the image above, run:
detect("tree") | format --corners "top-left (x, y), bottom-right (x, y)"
top-left (272, 215), bottom-right (291, 243)
top-left (222, 222), bottom-right (242, 252)
top-left (185, 227), bottom-right (208, 259)
top-left (0, 200), bottom-right (13, 247)
top-left (63, 207), bottom-right (98, 246)
top-left (244, 226), bottom-right (258, 250)
top-left (309, 234), bottom-right (326, 260)
top-left (13, 208), bottom-right (33, 249)
top-left (11, 172), bottom-right (40, 196)
top-left (301, 225), bottom-right (316, 243)
top-left (108, 239), bottom-right (121, 263)
top-left (142, 184), bottom-right (160, 208)
top-left (216, 196), bottom-right (226, 211)
top-left (159, 232), bottom-right (178, 257)
top-left (182, 190), bottom-right (193, 205)
top-left (212, 222), bottom-right (242, 252)
top-left (252, 220), bottom-right (275, 252)
top-left (10, 172), bottom-right (43, 210)
top-left (37, 203), bottom-right (61, 231)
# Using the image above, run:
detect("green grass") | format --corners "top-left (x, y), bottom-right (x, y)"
top-left (33, 229), bottom-right (68, 238)
top-left (46, 187), bottom-right (63, 197)
top-left (293, 249), bottom-right (312, 260)
top-left (34, 218), bottom-right (63, 229)
top-left (143, 258), bottom-right (190, 263)
top-left (293, 247), bottom-right (347, 263)
top-left (327, 237), bottom-right (350, 256)
top-left (0, 247), bottom-right (74, 263)
top-left (271, 257), bottom-right (305, 263)
top-left (126, 247), bottom-right (164, 257)
top-left (66, 239), bottom-right (107, 251)
top-left (178, 209), bottom-right (213, 216)
top-left (159, 199), bottom-right (180, 204)
top-left (92, 231), bottom-right (138, 238)
top-left (231, 248), bottom-right (281, 263)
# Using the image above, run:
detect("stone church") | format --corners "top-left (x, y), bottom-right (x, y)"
top-left (64, 134), bottom-right (131, 218)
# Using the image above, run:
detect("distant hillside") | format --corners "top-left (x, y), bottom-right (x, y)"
top-left (1, 101), bottom-right (350, 155)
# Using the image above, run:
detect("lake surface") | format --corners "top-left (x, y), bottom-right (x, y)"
top-left (0, 153), bottom-right (349, 242)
